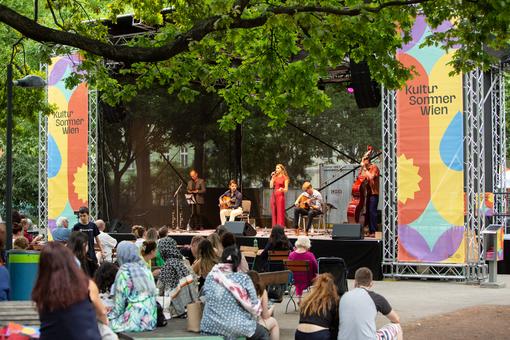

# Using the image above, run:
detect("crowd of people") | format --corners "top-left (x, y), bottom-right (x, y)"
top-left (0, 206), bottom-right (401, 340)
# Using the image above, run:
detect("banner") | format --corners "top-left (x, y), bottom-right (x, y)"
top-left (396, 16), bottom-right (465, 263)
top-left (47, 54), bottom-right (89, 230)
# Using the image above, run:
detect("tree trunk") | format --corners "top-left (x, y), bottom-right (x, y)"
top-left (131, 118), bottom-right (152, 214)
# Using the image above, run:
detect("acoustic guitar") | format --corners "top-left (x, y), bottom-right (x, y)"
top-left (219, 195), bottom-right (234, 210)
top-left (297, 194), bottom-right (313, 210)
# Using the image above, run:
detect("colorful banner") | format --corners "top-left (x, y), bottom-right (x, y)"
top-left (47, 54), bottom-right (89, 230)
top-left (396, 16), bottom-right (465, 263)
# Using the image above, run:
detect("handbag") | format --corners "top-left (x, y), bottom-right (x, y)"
top-left (186, 300), bottom-right (204, 333)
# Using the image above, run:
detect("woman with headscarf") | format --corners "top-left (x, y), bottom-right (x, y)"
top-left (157, 236), bottom-right (198, 317)
top-left (108, 241), bottom-right (157, 332)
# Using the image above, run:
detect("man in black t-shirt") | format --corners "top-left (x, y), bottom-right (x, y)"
top-left (73, 207), bottom-right (104, 264)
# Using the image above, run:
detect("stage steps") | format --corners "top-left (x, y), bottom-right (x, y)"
top-left (0, 301), bottom-right (40, 326)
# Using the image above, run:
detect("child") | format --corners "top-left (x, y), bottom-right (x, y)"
top-left (93, 262), bottom-right (118, 312)
top-left (247, 270), bottom-right (280, 340)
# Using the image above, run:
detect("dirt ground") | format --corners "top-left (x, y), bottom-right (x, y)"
top-left (403, 305), bottom-right (510, 339)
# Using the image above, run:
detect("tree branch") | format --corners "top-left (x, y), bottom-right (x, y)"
top-left (0, 0), bottom-right (429, 63)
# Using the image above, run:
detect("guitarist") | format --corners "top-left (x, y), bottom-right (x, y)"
top-left (218, 179), bottom-right (243, 225)
top-left (292, 182), bottom-right (323, 236)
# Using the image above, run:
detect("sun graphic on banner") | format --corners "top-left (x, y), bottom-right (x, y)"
top-left (397, 154), bottom-right (422, 204)
top-left (73, 164), bottom-right (88, 203)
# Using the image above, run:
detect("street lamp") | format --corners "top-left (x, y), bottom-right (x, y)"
top-left (5, 64), bottom-right (46, 250)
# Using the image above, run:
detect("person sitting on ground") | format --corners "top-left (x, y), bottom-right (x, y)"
top-left (13, 236), bottom-right (29, 250)
top-left (109, 241), bottom-right (157, 333)
top-left (158, 226), bottom-right (169, 239)
top-left (52, 216), bottom-right (71, 242)
top-left (207, 232), bottom-right (223, 257)
top-left (247, 270), bottom-right (280, 340)
top-left (296, 273), bottom-right (339, 340)
top-left (132, 225), bottom-right (146, 249)
top-left (68, 231), bottom-right (94, 277)
top-left (288, 235), bottom-right (318, 297)
top-left (141, 240), bottom-right (160, 278)
top-left (258, 225), bottom-right (293, 272)
top-left (145, 227), bottom-right (159, 242)
top-left (192, 239), bottom-right (219, 289)
top-left (181, 235), bottom-right (205, 264)
top-left (32, 242), bottom-right (110, 340)
top-left (95, 219), bottom-right (117, 263)
top-left (94, 262), bottom-right (119, 312)
top-left (221, 232), bottom-right (249, 272)
top-left (157, 237), bottom-right (198, 317)
top-left (0, 255), bottom-right (9, 301)
top-left (200, 246), bottom-right (269, 340)
top-left (338, 267), bottom-right (403, 340)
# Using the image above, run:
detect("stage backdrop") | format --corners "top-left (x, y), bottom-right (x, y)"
top-left (47, 54), bottom-right (89, 230)
top-left (396, 16), bottom-right (465, 263)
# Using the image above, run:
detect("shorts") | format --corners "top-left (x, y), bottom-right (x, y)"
top-left (376, 323), bottom-right (401, 340)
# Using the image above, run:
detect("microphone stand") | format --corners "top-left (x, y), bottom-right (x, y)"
top-left (174, 183), bottom-right (183, 230)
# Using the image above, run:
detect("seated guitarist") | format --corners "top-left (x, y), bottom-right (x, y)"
top-left (293, 182), bottom-right (323, 236)
top-left (219, 179), bottom-right (243, 225)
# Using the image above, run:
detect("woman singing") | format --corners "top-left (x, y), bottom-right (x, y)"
top-left (270, 164), bottom-right (289, 227)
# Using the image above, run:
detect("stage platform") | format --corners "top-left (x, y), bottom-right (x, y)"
top-left (165, 228), bottom-right (383, 280)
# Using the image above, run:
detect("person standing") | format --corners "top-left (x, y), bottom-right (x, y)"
top-left (292, 182), bottom-right (322, 236)
top-left (361, 155), bottom-right (380, 238)
top-left (270, 164), bottom-right (289, 227)
top-left (219, 180), bottom-right (243, 225)
top-left (73, 207), bottom-right (104, 268)
top-left (187, 169), bottom-right (207, 229)
top-left (337, 267), bottom-right (402, 340)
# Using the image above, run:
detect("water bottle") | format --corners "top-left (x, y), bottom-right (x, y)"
top-left (253, 238), bottom-right (258, 249)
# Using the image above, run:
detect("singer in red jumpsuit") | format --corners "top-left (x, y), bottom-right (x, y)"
top-left (270, 164), bottom-right (289, 227)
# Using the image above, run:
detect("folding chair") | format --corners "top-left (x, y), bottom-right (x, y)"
top-left (283, 259), bottom-right (310, 313)
top-left (258, 270), bottom-right (292, 304)
top-left (267, 250), bottom-right (290, 272)
top-left (317, 257), bottom-right (349, 296)
top-left (240, 245), bottom-right (259, 269)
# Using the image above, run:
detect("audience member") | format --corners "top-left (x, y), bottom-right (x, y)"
top-left (181, 235), bottom-right (204, 264)
top-left (0, 255), bottom-right (9, 301)
top-left (0, 221), bottom-right (5, 261)
top-left (258, 225), bottom-right (293, 272)
top-left (191, 239), bottom-right (219, 289)
top-left (296, 273), bottom-right (339, 340)
top-left (157, 237), bottom-right (198, 317)
top-left (338, 267), bottom-right (402, 340)
top-left (141, 240), bottom-right (160, 278)
top-left (200, 245), bottom-right (268, 340)
top-left (109, 241), bottom-right (157, 332)
top-left (95, 219), bottom-right (117, 263)
top-left (247, 270), bottom-right (280, 340)
top-left (207, 232), bottom-right (223, 256)
top-left (53, 216), bottom-right (71, 242)
top-left (13, 236), bottom-right (29, 250)
top-left (145, 227), bottom-right (159, 242)
top-left (32, 242), bottom-right (103, 340)
top-left (158, 226), bottom-right (169, 239)
top-left (12, 223), bottom-right (23, 244)
top-left (68, 231), bottom-right (93, 277)
top-left (73, 207), bottom-right (104, 268)
top-left (94, 262), bottom-right (119, 312)
top-left (132, 225), bottom-right (146, 248)
top-left (288, 235), bottom-right (318, 297)
top-left (221, 232), bottom-right (249, 272)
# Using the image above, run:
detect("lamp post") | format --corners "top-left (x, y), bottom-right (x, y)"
top-left (5, 64), bottom-right (46, 250)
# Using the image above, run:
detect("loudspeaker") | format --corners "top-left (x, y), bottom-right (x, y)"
top-left (224, 221), bottom-right (257, 236)
top-left (349, 60), bottom-right (381, 108)
top-left (332, 224), bottom-right (364, 240)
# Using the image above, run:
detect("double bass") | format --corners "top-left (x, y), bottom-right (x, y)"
top-left (346, 147), bottom-right (373, 226)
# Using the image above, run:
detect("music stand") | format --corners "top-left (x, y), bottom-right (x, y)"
top-left (185, 194), bottom-right (197, 232)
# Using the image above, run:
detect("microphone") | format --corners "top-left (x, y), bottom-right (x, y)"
top-left (271, 171), bottom-right (276, 177)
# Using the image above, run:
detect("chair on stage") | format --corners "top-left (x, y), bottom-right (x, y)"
top-left (237, 200), bottom-right (252, 224)
top-left (283, 259), bottom-right (310, 313)
top-left (298, 202), bottom-right (327, 234)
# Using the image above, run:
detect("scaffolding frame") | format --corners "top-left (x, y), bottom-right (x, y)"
top-left (382, 66), bottom-right (506, 281)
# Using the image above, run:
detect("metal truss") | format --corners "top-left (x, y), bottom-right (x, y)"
top-left (381, 67), bottom-right (499, 282)
top-left (38, 64), bottom-right (49, 229)
top-left (490, 66), bottom-right (507, 226)
top-left (381, 88), bottom-right (398, 277)
top-left (88, 89), bottom-right (99, 220)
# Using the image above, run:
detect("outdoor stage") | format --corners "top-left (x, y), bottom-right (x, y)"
top-left (165, 228), bottom-right (383, 280)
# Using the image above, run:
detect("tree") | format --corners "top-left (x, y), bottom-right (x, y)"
top-left (0, 1), bottom-right (508, 129)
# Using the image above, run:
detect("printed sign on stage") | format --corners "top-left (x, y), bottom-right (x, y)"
top-left (396, 16), bottom-right (465, 263)
top-left (47, 54), bottom-right (89, 230)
